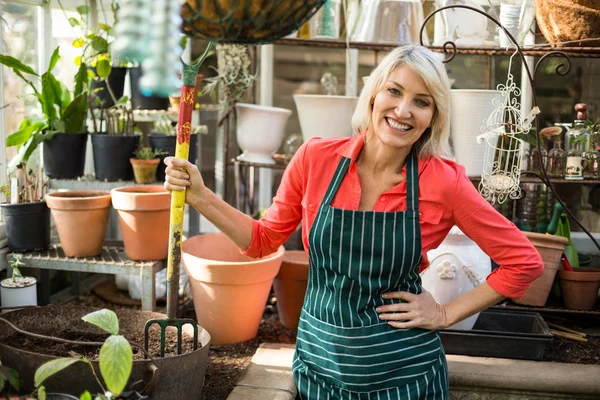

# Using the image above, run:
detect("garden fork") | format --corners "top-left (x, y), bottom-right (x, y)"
top-left (144, 44), bottom-right (213, 357)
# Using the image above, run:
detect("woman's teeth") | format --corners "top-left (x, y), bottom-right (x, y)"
top-left (386, 118), bottom-right (412, 132)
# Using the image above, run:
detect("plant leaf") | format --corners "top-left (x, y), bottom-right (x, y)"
top-left (63, 94), bottom-right (88, 133)
top-left (41, 73), bottom-right (58, 121)
top-left (8, 128), bottom-right (52, 171)
top-left (59, 80), bottom-right (72, 111)
top-left (6, 122), bottom-right (44, 146)
top-left (74, 62), bottom-right (87, 98)
top-left (80, 391), bottom-right (93, 400)
top-left (98, 23), bottom-right (112, 32)
top-left (99, 335), bottom-right (133, 396)
top-left (0, 54), bottom-right (37, 76)
top-left (96, 59), bottom-right (111, 79)
top-left (69, 17), bottom-right (80, 27)
top-left (38, 385), bottom-right (47, 400)
top-left (91, 37), bottom-right (109, 54)
top-left (34, 358), bottom-right (83, 387)
top-left (74, 55), bottom-right (82, 66)
top-left (82, 309), bottom-right (119, 335)
top-left (77, 5), bottom-right (89, 15)
top-left (73, 37), bottom-right (85, 48)
top-left (47, 46), bottom-right (60, 73)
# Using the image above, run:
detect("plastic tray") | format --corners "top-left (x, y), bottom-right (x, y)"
top-left (439, 308), bottom-right (552, 361)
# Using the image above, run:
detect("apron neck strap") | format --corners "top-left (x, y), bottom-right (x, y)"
top-left (323, 151), bottom-right (419, 211)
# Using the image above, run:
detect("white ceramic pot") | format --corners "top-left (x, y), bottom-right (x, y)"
top-left (235, 103), bottom-right (292, 165)
top-left (420, 252), bottom-right (485, 330)
top-left (450, 90), bottom-right (503, 177)
top-left (426, 225), bottom-right (492, 281)
top-left (1, 277), bottom-right (37, 312)
top-left (293, 94), bottom-right (358, 143)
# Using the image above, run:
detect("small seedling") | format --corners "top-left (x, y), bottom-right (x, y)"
top-left (9, 253), bottom-right (25, 282)
top-left (134, 147), bottom-right (167, 160)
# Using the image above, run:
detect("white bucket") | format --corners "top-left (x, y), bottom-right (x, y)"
top-left (450, 89), bottom-right (503, 177)
top-left (293, 95), bottom-right (358, 143)
top-left (1, 277), bottom-right (37, 312)
top-left (235, 103), bottom-right (292, 165)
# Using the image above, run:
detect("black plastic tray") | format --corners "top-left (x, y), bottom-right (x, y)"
top-left (439, 308), bottom-right (552, 361)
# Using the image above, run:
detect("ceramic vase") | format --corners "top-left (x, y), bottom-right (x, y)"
top-left (45, 190), bottom-right (112, 257)
top-left (273, 250), bottom-right (309, 329)
top-left (111, 185), bottom-right (171, 261)
top-left (182, 233), bottom-right (285, 345)
top-left (515, 232), bottom-right (568, 306)
top-left (235, 103), bottom-right (292, 164)
top-left (450, 90), bottom-right (503, 177)
top-left (293, 94), bottom-right (358, 143)
top-left (420, 252), bottom-right (485, 330)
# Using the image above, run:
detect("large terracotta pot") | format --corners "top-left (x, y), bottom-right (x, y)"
top-left (515, 232), bottom-right (568, 306)
top-left (535, 0), bottom-right (600, 47)
top-left (273, 250), bottom-right (309, 329)
top-left (182, 233), bottom-right (285, 345)
top-left (45, 190), bottom-right (112, 257)
top-left (111, 185), bottom-right (171, 260)
top-left (558, 267), bottom-right (600, 310)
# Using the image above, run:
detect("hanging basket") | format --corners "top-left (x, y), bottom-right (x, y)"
top-left (535, 0), bottom-right (600, 47)
top-left (180, 0), bottom-right (326, 42)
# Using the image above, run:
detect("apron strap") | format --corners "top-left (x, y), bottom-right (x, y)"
top-left (322, 156), bottom-right (351, 206)
top-left (406, 150), bottom-right (419, 212)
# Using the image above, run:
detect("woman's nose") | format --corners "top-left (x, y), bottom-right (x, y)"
top-left (394, 99), bottom-right (412, 119)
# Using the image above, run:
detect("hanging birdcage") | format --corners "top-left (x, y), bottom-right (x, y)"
top-left (180, 0), bottom-right (327, 43)
top-left (476, 50), bottom-right (538, 205)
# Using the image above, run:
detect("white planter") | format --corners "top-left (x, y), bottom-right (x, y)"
top-left (293, 94), bottom-right (358, 143)
top-left (1, 277), bottom-right (37, 312)
top-left (235, 103), bottom-right (292, 165)
top-left (450, 90), bottom-right (502, 177)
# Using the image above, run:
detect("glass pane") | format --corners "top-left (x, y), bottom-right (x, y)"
top-left (51, 8), bottom-right (84, 92)
top-left (2, 3), bottom-right (41, 172)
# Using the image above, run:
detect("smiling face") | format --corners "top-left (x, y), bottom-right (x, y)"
top-left (370, 66), bottom-right (436, 150)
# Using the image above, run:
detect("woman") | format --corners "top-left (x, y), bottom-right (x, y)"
top-left (164, 45), bottom-right (544, 399)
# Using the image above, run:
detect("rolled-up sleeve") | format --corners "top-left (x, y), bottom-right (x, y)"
top-left (452, 167), bottom-right (544, 299)
top-left (240, 140), bottom-right (308, 258)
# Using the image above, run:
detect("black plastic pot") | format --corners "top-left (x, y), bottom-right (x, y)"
top-left (46, 394), bottom-right (80, 400)
top-left (43, 132), bottom-right (88, 179)
top-left (91, 134), bottom-right (140, 181)
top-left (0, 201), bottom-right (50, 252)
top-left (129, 67), bottom-right (169, 110)
top-left (148, 133), bottom-right (198, 182)
top-left (89, 66), bottom-right (127, 108)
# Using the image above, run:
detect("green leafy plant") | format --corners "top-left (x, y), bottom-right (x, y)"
top-left (0, 361), bottom-right (19, 395)
top-left (9, 253), bottom-right (26, 283)
top-left (134, 147), bottom-right (166, 160)
top-left (0, 46), bottom-right (89, 172)
top-left (585, 119), bottom-right (600, 147)
top-left (34, 309), bottom-right (134, 400)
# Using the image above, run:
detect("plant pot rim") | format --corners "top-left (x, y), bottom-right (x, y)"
top-left (0, 200), bottom-right (46, 208)
top-left (112, 185), bottom-right (168, 195)
top-left (45, 190), bottom-right (111, 201)
top-left (1, 276), bottom-right (37, 288)
top-left (235, 102), bottom-right (293, 115)
top-left (293, 94), bottom-right (358, 100)
top-left (558, 267), bottom-right (600, 282)
top-left (524, 231), bottom-right (569, 248)
top-left (130, 158), bottom-right (161, 164)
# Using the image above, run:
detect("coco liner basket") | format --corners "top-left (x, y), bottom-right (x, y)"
top-left (180, 0), bottom-right (326, 42)
top-left (0, 306), bottom-right (211, 400)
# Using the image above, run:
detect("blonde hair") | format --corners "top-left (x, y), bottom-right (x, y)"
top-left (352, 45), bottom-right (453, 159)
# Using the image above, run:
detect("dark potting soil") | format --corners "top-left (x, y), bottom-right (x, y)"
top-left (7, 327), bottom-right (198, 361)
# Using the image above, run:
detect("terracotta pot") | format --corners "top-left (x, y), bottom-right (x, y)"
top-left (515, 232), bottom-right (568, 306)
top-left (45, 190), bottom-right (112, 257)
top-left (558, 267), bottom-right (600, 310)
top-left (273, 250), bottom-right (309, 329)
top-left (130, 158), bottom-right (160, 184)
top-left (535, 0), bottom-right (600, 47)
top-left (182, 233), bottom-right (285, 345)
top-left (111, 186), bottom-right (171, 260)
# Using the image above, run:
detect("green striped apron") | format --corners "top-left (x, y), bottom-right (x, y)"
top-left (292, 152), bottom-right (448, 399)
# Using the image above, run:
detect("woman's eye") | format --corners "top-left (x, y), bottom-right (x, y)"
top-left (416, 99), bottom-right (430, 107)
top-left (388, 87), bottom-right (400, 96)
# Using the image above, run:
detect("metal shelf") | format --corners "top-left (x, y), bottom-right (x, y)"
top-left (274, 38), bottom-right (600, 58)
top-left (468, 175), bottom-right (600, 185)
top-left (229, 158), bottom-right (289, 170)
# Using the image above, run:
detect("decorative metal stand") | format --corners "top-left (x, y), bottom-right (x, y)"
top-left (420, 5), bottom-right (600, 253)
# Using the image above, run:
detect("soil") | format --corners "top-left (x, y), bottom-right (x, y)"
top-left (22, 282), bottom-right (600, 400)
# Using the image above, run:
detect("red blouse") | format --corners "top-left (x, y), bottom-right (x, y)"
top-left (242, 133), bottom-right (544, 299)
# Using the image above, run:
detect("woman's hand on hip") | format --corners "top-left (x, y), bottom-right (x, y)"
top-left (376, 289), bottom-right (449, 330)
top-left (164, 157), bottom-right (206, 205)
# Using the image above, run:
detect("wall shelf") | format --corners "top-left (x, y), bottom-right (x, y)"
top-left (274, 38), bottom-right (600, 58)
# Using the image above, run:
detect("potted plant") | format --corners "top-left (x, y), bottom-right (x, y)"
top-left (0, 254), bottom-right (37, 312)
top-left (0, 47), bottom-right (90, 180)
top-left (148, 115), bottom-right (206, 181)
top-left (0, 111), bottom-right (51, 251)
top-left (130, 147), bottom-right (167, 184)
top-left (90, 100), bottom-right (141, 182)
